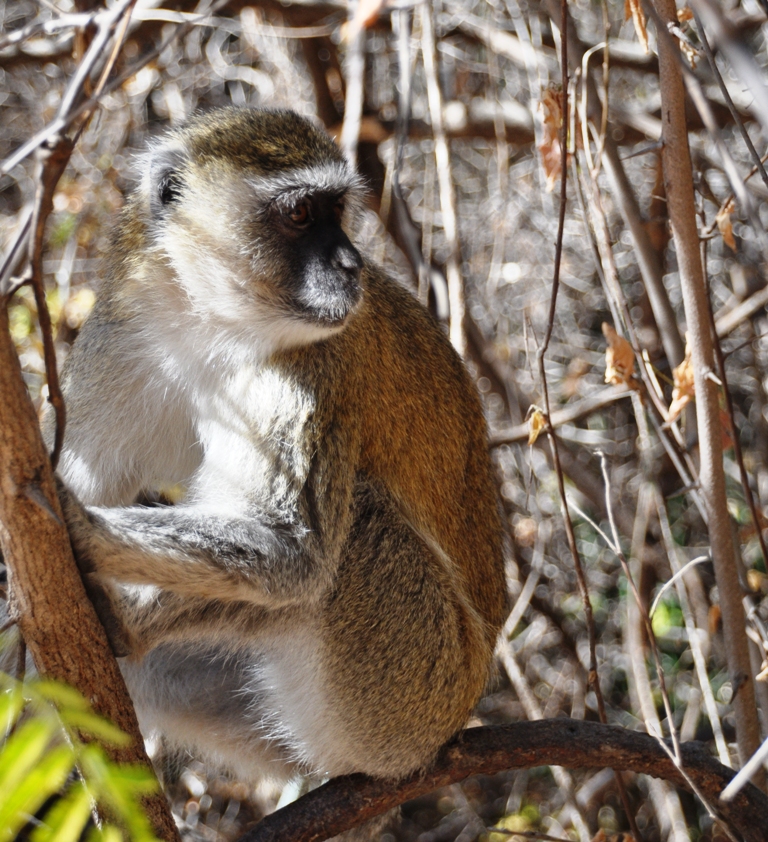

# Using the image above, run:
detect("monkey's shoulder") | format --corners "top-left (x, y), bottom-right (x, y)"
top-left (350, 265), bottom-right (483, 414)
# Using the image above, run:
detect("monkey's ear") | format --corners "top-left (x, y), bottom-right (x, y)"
top-left (148, 146), bottom-right (188, 216)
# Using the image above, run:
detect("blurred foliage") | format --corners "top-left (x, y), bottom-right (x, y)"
top-left (0, 672), bottom-right (160, 842)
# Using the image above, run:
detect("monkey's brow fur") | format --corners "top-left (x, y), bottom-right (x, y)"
top-left (45, 106), bottom-right (507, 788)
top-left (179, 107), bottom-right (346, 172)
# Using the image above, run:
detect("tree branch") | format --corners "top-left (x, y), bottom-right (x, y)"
top-left (236, 720), bottom-right (768, 842)
top-left (650, 0), bottom-right (764, 787)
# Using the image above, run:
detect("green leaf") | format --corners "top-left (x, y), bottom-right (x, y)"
top-left (79, 748), bottom-right (158, 841)
top-left (87, 825), bottom-right (125, 842)
top-left (0, 681), bottom-right (27, 732)
top-left (31, 780), bottom-right (93, 842)
top-left (0, 744), bottom-right (74, 842)
top-left (63, 710), bottom-right (131, 747)
top-left (33, 680), bottom-right (92, 712)
top-left (0, 718), bottom-right (63, 793)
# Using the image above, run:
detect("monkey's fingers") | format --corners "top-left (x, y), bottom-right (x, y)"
top-left (81, 574), bottom-right (133, 658)
top-left (54, 475), bottom-right (133, 657)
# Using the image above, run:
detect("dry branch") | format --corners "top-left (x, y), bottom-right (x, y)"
top-left (236, 721), bottom-right (768, 842)
top-left (490, 385), bottom-right (633, 444)
top-left (651, 0), bottom-right (764, 784)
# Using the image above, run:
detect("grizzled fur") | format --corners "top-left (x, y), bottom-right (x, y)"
top-left (51, 107), bottom-right (507, 784)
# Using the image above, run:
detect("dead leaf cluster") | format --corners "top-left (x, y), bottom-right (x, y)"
top-left (537, 86), bottom-right (565, 192)
top-left (602, 322), bottom-right (639, 391)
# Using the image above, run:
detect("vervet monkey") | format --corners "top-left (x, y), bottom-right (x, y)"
top-left (49, 107), bottom-right (507, 784)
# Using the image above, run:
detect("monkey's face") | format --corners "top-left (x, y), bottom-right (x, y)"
top-left (139, 108), bottom-right (366, 355)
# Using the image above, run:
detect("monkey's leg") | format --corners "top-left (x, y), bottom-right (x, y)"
top-left (119, 641), bottom-right (302, 785)
top-left (302, 480), bottom-right (492, 779)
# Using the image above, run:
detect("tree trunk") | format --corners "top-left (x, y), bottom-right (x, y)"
top-left (0, 303), bottom-right (180, 841)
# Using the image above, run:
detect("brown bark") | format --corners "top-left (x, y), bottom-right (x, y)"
top-left (236, 720), bottom-right (768, 842)
top-left (0, 304), bottom-right (179, 841)
top-left (651, 0), bottom-right (763, 785)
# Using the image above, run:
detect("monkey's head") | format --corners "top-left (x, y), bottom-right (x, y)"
top-left (137, 108), bottom-right (366, 352)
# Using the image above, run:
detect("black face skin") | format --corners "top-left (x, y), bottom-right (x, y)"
top-left (272, 191), bottom-right (364, 327)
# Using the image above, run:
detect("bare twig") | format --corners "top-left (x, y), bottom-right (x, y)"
top-left (491, 385), bottom-right (633, 444)
top-left (638, 0), bottom-right (767, 248)
top-left (19, 0), bottom-right (137, 469)
top-left (420, 0), bottom-right (465, 356)
top-left (654, 491), bottom-right (731, 765)
top-left (715, 284), bottom-right (768, 339)
top-left (540, 0), bottom-right (685, 370)
top-left (1, 0), bottom-right (228, 176)
top-left (598, 454), bottom-right (681, 761)
top-left (624, 485), bottom-right (689, 842)
top-left (691, 0), bottom-right (768, 140)
top-left (722, 736), bottom-right (768, 801)
top-left (486, 16), bottom-right (509, 295)
top-left (647, 723), bottom-right (741, 842)
top-left (498, 645), bottom-right (592, 842)
top-left (339, 4), bottom-right (365, 167)
top-left (532, 4), bottom-right (640, 837)
top-left (0, 210), bottom-right (32, 298)
top-left (649, 555), bottom-right (710, 617)
top-left (26, 138), bottom-right (73, 469)
top-left (691, 7), bottom-right (768, 193)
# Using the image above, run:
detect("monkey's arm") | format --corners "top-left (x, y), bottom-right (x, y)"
top-left (63, 497), bottom-right (324, 604)
top-left (58, 487), bottom-right (342, 656)
top-left (58, 433), bottom-right (355, 616)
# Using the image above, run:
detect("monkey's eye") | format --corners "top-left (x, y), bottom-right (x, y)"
top-left (288, 200), bottom-right (312, 227)
top-left (334, 201), bottom-right (345, 222)
top-left (158, 171), bottom-right (183, 206)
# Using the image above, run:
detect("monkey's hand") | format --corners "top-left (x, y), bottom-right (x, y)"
top-left (55, 477), bottom-right (133, 658)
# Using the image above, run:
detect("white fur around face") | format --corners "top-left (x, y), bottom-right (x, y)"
top-left (247, 161), bottom-right (367, 209)
top-left (138, 145), bottom-right (367, 362)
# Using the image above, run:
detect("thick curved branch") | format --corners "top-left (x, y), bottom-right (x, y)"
top-left (238, 720), bottom-right (768, 842)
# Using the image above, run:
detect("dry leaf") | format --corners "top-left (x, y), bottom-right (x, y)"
top-left (602, 323), bottom-right (638, 389)
top-left (679, 38), bottom-right (699, 67)
top-left (747, 569), bottom-right (767, 594)
top-left (537, 86), bottom-right (564, 192)
top-left (667, 337), bottom-right (694, 422)
top-left (527, 407), bottom-right (546, 445)
top-left (624, 0), bottom-right (649, 54)
top-left (758, 660), bottom-right (768, 682)
top-left (673, 8), bottom-right (699, 65)
top-left (716, 199), bottom-right (737, 251)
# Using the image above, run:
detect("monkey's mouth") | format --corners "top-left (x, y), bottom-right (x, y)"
top-left (293, 281), bottom-right (363, 328)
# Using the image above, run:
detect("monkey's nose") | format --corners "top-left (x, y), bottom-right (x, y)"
top-left (332, 244), bottom-right (363, 282)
